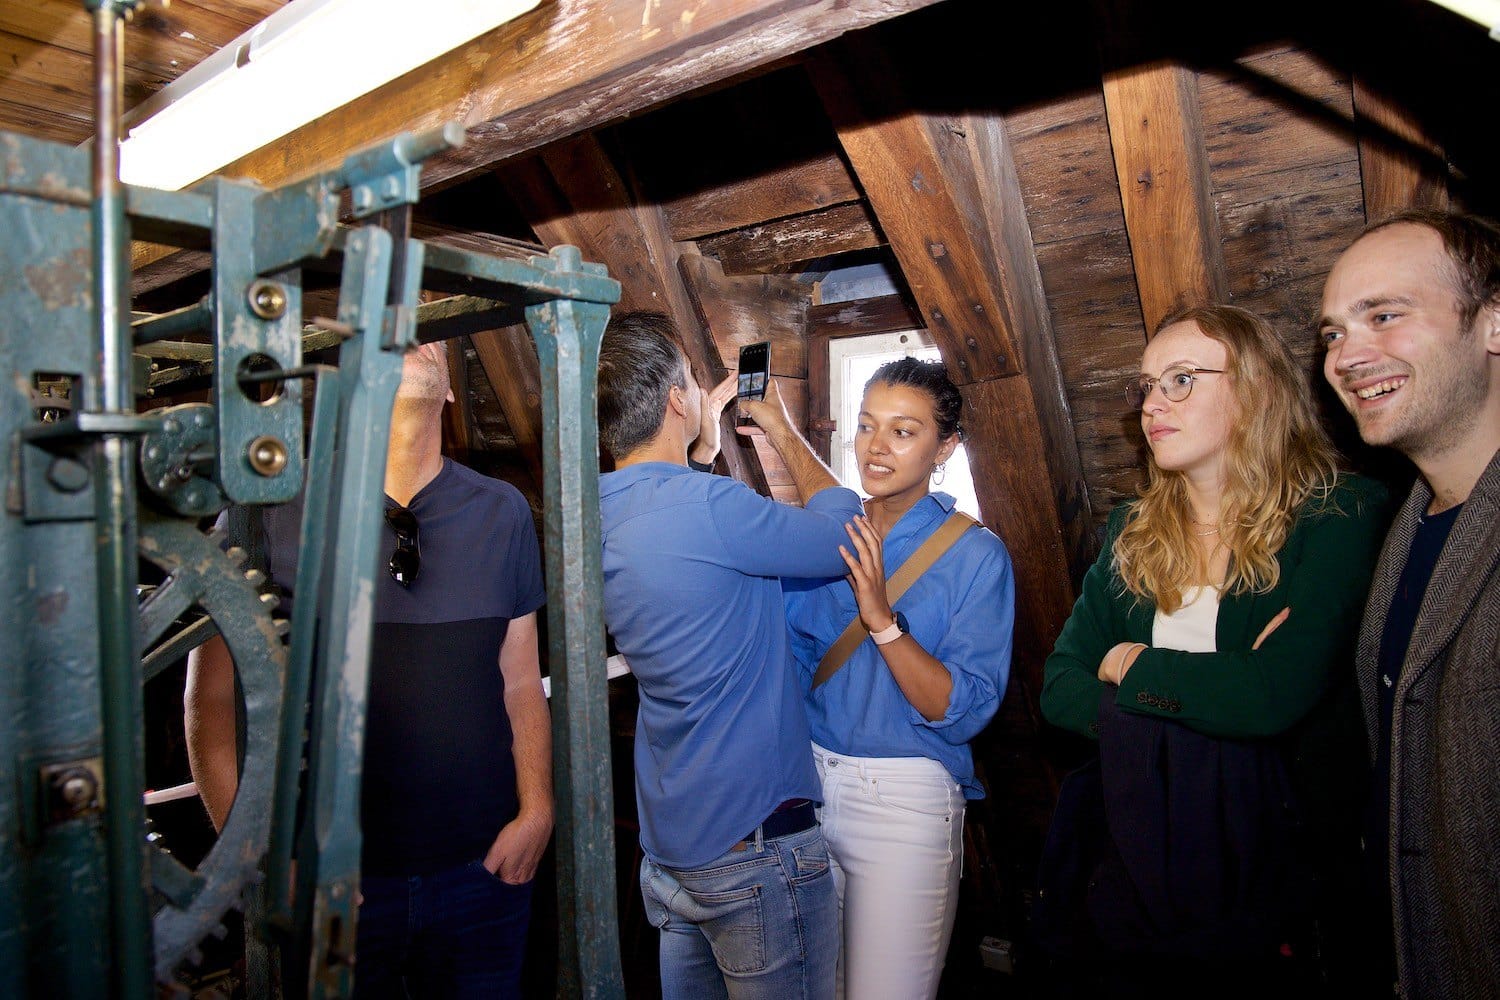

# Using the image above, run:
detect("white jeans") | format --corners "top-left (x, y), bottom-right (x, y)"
top-left (812, 742), bottom-right (965, 1000)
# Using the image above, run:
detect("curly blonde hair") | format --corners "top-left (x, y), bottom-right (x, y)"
top-left (1115, 305), bottom-right (1341, 613)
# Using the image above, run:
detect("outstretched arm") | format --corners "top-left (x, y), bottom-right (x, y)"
top-left (737, 379), bottom-right (843, 504)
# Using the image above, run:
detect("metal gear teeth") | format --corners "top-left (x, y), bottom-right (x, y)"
top-left (244, 568), bottom-right (266, 587)
top-left (259, 592), bottom-right (280, 610)
top-left (206, 526), bottom-right (228, 545)
top-left (224, 546), bottom-right (248, 568)
top-left (274, 619), bottom-right (291, 637)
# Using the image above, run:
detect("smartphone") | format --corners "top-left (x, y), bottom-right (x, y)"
top-left (737, 341), bottom-right (770, 402)
top-left (735, 341), bottom-right (770, 425)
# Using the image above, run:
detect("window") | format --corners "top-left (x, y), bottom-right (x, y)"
top-left (828, 331), bottom-right (981, 520)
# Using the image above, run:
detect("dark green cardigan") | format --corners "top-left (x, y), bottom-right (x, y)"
top-left (1042, 474), bottom-right (1391, 742)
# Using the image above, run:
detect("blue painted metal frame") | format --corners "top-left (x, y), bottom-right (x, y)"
top-left (1, 10), bottom-right (625, 990)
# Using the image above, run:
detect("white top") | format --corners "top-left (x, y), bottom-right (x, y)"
top-left (1153, 586), bottom-right (1220, 652)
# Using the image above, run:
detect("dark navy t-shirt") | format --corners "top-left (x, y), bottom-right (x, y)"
top-left (1365, 502), bottom-right (1461, 892)
top-left (261, 458), bottom-right (545, 876)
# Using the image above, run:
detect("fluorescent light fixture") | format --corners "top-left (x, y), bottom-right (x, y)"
top-left (1424, 0), bottom-right (1500, 37)
top-left (119, 0), bottom-right (540, 191)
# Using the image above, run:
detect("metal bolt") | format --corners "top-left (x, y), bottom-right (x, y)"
top-left (145, 445), bottom-right (162, 461)
top-left (247, 280), bottom-right (288, 320)
top-left (381, 176), bottom-right (401, 200)
top-left (194, 409), bottom-right (211, 428)
top-left (163, 418), bottom-right (181, 435)
top-left (247, 436), bottom-right (289, 477)
top-left (352, 186), bottom-right (374, 212)
top-left (46, 456), bottom-right (90, 493)
top-left (60, 774), bottom-right (94, 808)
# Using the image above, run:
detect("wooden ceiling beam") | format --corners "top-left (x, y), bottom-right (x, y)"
top-left (697, 201), bottom-right (883, 276)
top-left (661, 154), bottom-right (863, 242)
top-left (1100, 56), bottom-right (1229, 335)
top-left (499, 134), bottom-right (770, 492)
top-left (211, 0), bottom-right (949, 196)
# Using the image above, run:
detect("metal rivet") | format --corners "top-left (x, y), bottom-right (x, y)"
top-left (247, 436), bottom-right (288, 477)
top-left (46, 456), bottom-right (90, 493)
top-left (247, 280), bottom-right (288, 320)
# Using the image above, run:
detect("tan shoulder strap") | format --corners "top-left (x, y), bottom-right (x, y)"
top-left (811, 511), bottom-right (979, 689)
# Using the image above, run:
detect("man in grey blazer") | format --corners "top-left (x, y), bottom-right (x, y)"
top-left (1320, 209), bottom-right (1500, 999)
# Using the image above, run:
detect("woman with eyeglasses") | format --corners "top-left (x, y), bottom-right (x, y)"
top-left (1037, 305), bottom-right (1391, 995)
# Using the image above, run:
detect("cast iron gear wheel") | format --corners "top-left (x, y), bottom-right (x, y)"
top-left (138, 513), bottom-right (286, 982)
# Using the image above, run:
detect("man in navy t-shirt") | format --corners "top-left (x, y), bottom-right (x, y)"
top-left (596, 312), bottom-right (861, 999)
top-left (186, 341), bottom-right (551, 997)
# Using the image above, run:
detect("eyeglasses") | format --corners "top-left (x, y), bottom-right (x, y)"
top-left (1126, 366), bottom-right (1225, 410)
top-left (385, 505), bottom-right (421, 588)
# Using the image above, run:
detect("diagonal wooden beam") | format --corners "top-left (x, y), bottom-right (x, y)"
top-left (470, 323), bottom-right (547, 489)
top-left (1100, 56), bottom-right (1229, 335)
top-left (809, 50), bottom-right (1020, 384)
top-left (500, 136), bottom-right (770, 491)
top-left (810, 37), bottom-right (1085, 692)
top-left (1351, 76), bottom-right (1449, 224)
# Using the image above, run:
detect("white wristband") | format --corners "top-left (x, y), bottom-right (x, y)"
top-left (870, 620), bottom-right (903, 645)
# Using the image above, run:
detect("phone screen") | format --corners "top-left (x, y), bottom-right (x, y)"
top-left (737, 342), bottom-right (770, 402)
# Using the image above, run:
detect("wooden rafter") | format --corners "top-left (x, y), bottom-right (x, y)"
top-left (1101, 56), bottom-right (1229, 335)
top-left (1351, 76), bottom-right (1449, 223)
top-left (211, 0), bottom-right (950, 195)
top-left (810, 35), bottom-right (1083, 694)
top-left (500, 135), bottom-right (771, 491)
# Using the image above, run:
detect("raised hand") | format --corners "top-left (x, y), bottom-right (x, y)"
top-left (840, 515), bottom-right (895, 633)
top-left (689, 372), bottom-right (739, 465)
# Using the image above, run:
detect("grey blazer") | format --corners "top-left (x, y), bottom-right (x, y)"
top-left (1357, 447), bottom-right (1500, 1000)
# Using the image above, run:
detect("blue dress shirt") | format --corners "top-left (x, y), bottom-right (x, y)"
top-left (599, 462), bottom-right (863, 869)
top-left (783, 492), bottom-right (1014, 799)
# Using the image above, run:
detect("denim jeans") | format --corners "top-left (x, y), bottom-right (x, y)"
top-left (813, 744), bottom-right (965, 1000)
top-left (640, 823), bottom-right (838, 1000)
top-left (352, 858), bottom-right (532, 999)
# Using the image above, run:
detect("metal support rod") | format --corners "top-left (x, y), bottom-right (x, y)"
top-left (89, 1), bottom-right (152, 996)
top-left (131, 295), bottom-right (210, 344)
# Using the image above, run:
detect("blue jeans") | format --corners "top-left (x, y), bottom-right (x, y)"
top-left (640, 823), bottom-right (838, 1000)
top-left (352, 859), bottom-right (532, 999)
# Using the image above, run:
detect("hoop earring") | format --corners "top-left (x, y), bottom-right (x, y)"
top-left (932, 462), bottom-right (947, 486)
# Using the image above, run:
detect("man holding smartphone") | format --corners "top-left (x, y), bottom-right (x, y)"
top-left (596, 312), bottom-right (859, 1000)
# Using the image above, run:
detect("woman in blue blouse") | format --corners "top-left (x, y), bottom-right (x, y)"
top-left (784, 358), bottom-right (1015, 1000)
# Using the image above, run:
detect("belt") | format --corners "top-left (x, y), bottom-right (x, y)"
top-left (729, 800), bottom-right (817, 852)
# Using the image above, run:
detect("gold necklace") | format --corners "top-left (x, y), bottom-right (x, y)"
top-left (1192, 523), bottom-right (1220, 537)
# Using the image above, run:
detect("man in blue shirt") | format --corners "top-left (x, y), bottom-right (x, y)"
top-left (597, 312), bottom-right (861, 999)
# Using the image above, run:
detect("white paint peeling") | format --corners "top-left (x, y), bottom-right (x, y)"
top-left (228, 313), bottom-right (259, 351)
top-left (340, 578), bottom-right (374, 708)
